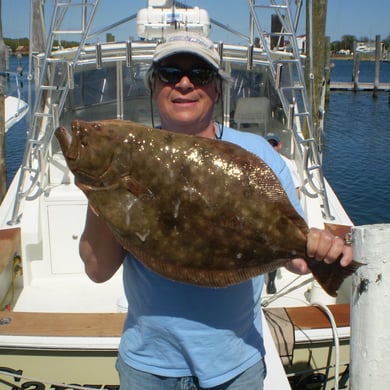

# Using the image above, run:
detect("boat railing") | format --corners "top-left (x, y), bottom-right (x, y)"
top-left (248, 0), bottom-right (333, 220)
top-left (9, 0), bottom-right (101, 225)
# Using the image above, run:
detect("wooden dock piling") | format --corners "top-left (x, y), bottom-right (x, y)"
top-left (352, 49), bottom-right (360, 92)
top-left (330, 35), bottom-right (390, 99)
top-left (304, 0), bottom-right (327, 141)
top-left (373, 35), bottom-right (381, 98)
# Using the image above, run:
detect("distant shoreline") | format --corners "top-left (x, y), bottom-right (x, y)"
top-left (330, 55), bottom-right (388, 62)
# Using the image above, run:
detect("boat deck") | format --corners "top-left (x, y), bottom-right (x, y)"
top-left (0, 304), bottom-right (349, 338)
top-left (0, 312), bottom-right (125, 337)
top-left (287, 304), bottom-right (349, 329)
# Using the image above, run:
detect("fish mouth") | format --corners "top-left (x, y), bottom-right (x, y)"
top-left (72, 170), bottom-right (102, 190)
top-left (55, 126), bottom-right (72, 153)
top-left (74, 169), bottom-right (119, 191)
top-left (73, 155), bottom-right (116, 188)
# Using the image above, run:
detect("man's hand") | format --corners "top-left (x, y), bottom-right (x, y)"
top-left (286, 227), bottom-right (353, 274)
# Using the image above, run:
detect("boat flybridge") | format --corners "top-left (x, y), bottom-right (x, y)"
top-left (0, 1), bottom-right (353, 389)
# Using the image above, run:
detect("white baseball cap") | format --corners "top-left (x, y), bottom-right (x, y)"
top-left (153, 32), bottom-right (221, 70)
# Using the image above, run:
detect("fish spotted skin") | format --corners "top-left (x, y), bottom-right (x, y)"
top-left (55, 119), bottom-right (360, 295)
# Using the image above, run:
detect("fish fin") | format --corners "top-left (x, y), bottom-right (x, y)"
top-left (140, 262), bottom-right (281, 288)
top-left (122, 176), bottom-right (153, 198)
top-left (127, 245), bottom-right (288, 287)
top-left (307, 258), bottom-right (363, 297)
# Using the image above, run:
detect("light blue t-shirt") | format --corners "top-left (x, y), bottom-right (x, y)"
top-left (119, 126), bottom-right (303, 388)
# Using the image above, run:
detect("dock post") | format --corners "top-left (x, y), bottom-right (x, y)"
top-left (304, 0), bottom-right (327, 141)
top-left (373, 35), bottom-right (381, 98)
top-left (352, 41), bottom-right (360, 91)
top-left (350, 224), bottom-right (390, 389)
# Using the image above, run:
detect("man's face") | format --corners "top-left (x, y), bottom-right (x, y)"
top-left (152, 53), bottom-right (219, 136)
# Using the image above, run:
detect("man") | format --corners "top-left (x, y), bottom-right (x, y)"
top-left (79, 32), bottom-right (353, 390)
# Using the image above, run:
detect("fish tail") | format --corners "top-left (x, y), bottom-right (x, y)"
top-left (306, 258), bottom-right (363, 297)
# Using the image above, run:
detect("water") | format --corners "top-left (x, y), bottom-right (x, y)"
top-left (329, 58), bottom-right (390, 83)
top-left (4, 58), bottom-right (390, 226)
top-left (323, 59), bottom-right (390, 226)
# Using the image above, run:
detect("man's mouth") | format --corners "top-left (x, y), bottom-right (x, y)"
top-left (172, 97), bottom-right (197, 103)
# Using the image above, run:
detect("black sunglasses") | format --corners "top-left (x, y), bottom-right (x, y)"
top-left (155, 66), bottom-right (217, 86)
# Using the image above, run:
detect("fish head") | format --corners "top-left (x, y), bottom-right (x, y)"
top-left (55, 120), bottom-right (122, 188)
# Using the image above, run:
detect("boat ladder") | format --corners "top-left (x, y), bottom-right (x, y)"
top-left (9, 0), bottom-right (101, 225)
top-left (248, 0), bottom-right (333, 220)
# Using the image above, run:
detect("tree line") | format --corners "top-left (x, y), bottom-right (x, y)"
top-left (5, 37), bottom-right (80, 52)
top-left (330, 34), bottom-right (390, 53)
top-left (6, 34), bottom-right (390, 55)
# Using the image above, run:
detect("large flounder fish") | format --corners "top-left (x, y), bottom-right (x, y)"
top-left (55, 119), bottom-right (359, 295)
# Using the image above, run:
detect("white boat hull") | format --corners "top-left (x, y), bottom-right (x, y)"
top-left (5, 95), bottom-right (29, 133)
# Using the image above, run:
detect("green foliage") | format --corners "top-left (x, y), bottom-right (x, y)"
top-left (4, 38), bottom-right (29, 51)
top-left (6, 34), bottom-right (390, 55)
top-left (53, 40), bottom-right (80, 49)
top-left (4, 37), bottom-right (80, 52)
top-left (330, 34), bottom-right (390, 53)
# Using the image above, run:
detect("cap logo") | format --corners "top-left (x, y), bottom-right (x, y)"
top-left (165, 34), bottom-right (214, 50)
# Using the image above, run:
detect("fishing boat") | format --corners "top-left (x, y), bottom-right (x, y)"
top-left (5, 96), bottom-right (28, 133)
top-left (3, 72), bottom-right (29, 133)
top-left (0, 1), bottom-right (354, 389)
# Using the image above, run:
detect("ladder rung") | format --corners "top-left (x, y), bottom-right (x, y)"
top-left (269, 32), bottom-right (294, 37)
top-left (281, 85), bottom-right (304, 91)
top-left (252, 4), bottom-right (288, 10)
top-left (52, 29), bottom-right (84, 35)
top-left (45, 57), bottom-right (74, 64)
top-left (294, 111), bottom-right (310, 117)
top-left (300, 138), bottom-right (316, 145)
top-left (276, 58), bottom-right (301, 63)
top-left (40, 85), bottom-right (67, 91)
top-left (34, 112), bottom-right (53, 118)
top-left (306, 165), bottom-right (321, 171)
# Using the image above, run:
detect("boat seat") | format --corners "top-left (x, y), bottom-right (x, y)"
top-left (233, 96), bottom-right (271, 132)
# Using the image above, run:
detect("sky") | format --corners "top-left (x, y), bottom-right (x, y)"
top-left (2, 0), bottom-right (390, 43)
